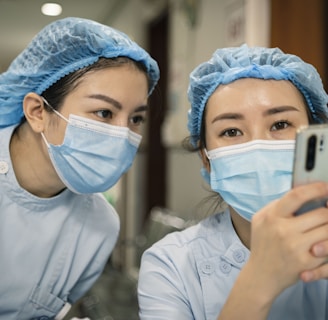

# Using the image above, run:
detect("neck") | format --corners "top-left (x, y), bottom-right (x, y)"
top-left (10, 122), bottom-right (66, 198)
top-left (229, 207), bottom-right (251, 249)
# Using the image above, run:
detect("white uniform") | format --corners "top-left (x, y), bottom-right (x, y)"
top-left (0, 125), bottom-right (120, 319)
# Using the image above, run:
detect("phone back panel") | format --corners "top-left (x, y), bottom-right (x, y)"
top-left (292, 124), bottom-right (328, 187)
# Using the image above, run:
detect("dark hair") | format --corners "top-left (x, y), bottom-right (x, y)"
top-left (42, 56), bottom-right (150, 112)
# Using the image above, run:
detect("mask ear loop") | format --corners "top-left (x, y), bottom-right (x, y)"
top-left (204, 148), bottom-right (210, 159)
top-left (200, 148), bottom-right (211, 184)
top-left (41, 97), bottom-right (70, 123)
top-left (40, 96), bottom-right (69, 147)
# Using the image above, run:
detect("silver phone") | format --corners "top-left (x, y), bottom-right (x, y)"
top-left (292, 124), bottom-right (328, 215)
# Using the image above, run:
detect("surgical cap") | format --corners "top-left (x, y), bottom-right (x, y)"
top-left (0, 17), bottom-right (160, 128)
top-left (187, 44), bottom-right (328, 146)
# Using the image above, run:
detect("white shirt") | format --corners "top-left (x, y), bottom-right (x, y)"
top-left (138, 209), bottom-right (328, 320)
top-left (0, 125), bottom-right (120, 319)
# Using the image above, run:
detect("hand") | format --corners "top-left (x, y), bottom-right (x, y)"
top-left (300, 213), bottom-right (328, 282)
top-left (248, 182), bottom-right (328, 298)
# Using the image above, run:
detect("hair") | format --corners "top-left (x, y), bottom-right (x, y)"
top-left (41, 56), bottom-right (150, 112)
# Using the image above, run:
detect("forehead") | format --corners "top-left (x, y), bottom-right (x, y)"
top-left (71, 64), bottom-right (149, 93)
top-left (205, 78), bottom-right (307, 117)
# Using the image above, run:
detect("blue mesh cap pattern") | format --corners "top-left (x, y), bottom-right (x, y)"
top-left (187, 44), bottom-right (328, 146)
top-left (0, 17), bottom-right (160, 128)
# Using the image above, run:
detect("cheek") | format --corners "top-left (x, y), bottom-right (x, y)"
top-left (205, 126), bottom-right (223, 150)
top-left (45, 118), bottom-right (67, 145)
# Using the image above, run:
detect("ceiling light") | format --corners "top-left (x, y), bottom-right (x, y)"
top-left (41, 3), bottom-right (62, 16)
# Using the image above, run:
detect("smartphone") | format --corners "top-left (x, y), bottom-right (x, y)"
top-left (292, 124), bottom-right (328, 215)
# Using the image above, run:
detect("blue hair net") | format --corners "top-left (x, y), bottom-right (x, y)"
top-left (0, 17), bottom-right (160, 128)
top-left (188, 44), bottom-right (328, 146)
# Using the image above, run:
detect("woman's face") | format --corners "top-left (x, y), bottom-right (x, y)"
top-left (44, 64), bottom-right (149, 145)
top-left (204, 78), bottom-right (309, 151)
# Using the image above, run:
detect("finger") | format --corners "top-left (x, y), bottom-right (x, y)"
top-left (276, 182), bottom-right (328, 218)
top-left (300, 260), bottom-right (328, 282)
top-left (293, 207), bottom-right (328, 233)
top-left (311, 240), bottom-right (328, 257)
top-left (301, 223), bottom-right (328, 250)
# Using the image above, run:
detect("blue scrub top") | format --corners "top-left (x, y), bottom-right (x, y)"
top-left (138, 209), bottom-right (328, 320)
top-left (0, 125), bottom-right (120, 319)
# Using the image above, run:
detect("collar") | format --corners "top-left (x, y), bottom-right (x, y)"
top-left (193, 209), bottom-right (250, 270)
top-left (0, 125), bottom-right (72, 211)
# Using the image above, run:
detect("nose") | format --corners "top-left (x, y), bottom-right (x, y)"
top-left (249, 126), bottom-right (273, 141)
top-left (111, 115), bottom-right (128, 128)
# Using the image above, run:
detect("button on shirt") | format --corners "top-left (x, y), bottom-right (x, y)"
top-left (138, 210), bottom-right (328, 320)
top-left (0, 125), bottom-right (120, 319)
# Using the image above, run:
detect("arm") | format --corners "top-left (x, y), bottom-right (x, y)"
top-left (218, 182), bottom-right (328, 320)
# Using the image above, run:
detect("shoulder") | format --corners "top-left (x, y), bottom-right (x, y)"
top-left (69, 193), bottom-right (120, 263)
top-left (70, 193), bottom-right (120, 251)
top-left (138, 211), bottom-right (234, 319)
top-left (86, 192), bottom-right (119, 219)
top-left (138, 210), bottom-right (248, 319)
top-left (142, 211), bottom-right (229, 264)
top-left (0, 124), bottom-right (16, 148)
top-left (151, 211), bottom-right (226, 247)
top-left (80, 192), bottom-right (120, 233)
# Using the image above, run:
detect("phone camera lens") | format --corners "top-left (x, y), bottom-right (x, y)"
top-left (306, 135), bottom-right (317, 171)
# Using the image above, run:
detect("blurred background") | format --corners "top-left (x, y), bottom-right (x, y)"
top-left (1, 0), bottom-right (327, 318)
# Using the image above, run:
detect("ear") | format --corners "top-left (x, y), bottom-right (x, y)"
top-left (23, 93), bottom-right (47, 133)
top-left (199, 148), bottom-right (211, 172)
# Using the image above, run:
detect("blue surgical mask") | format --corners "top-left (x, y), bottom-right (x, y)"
top-left (205, 140), bottom-right (295, 221)
top-left (41, 109), bottom-right (142, 194)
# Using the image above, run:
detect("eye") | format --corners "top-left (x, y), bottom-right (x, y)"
top-left (94, 109), bottom-right (113, 119)
top-left (220, 128), bottom-right (242, 137)
top-left (130, 114), bottom-right (146, 126)
top-left (271, 120), bottom-right (290, 131)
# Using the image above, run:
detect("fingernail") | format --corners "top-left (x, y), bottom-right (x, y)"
top-left (313, 244), bottom-right (325, 256)
top-left (303, 271), bottom-right (313, 282)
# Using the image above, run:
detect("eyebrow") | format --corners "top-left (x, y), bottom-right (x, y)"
top-left (211, 112), bottom-right (244, 123)
top-left (211, 105), bottom-right (300, 124)
top-left (87, 93), bottom-right (149, 112)
top-left (263, 105), bottom-right (300, 116)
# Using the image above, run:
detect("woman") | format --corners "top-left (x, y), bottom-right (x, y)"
top-left (138, 44), bottom-right (328, 319)
top-left (0, 17), bottom-right (159, 319)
